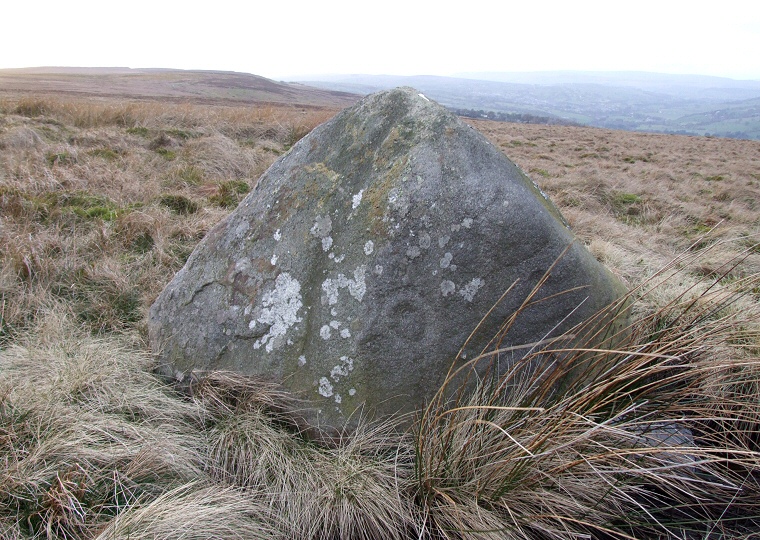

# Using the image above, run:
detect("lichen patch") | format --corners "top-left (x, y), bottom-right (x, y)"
top-left (251, 273), bottom-right (303, 353)
top-left (310, 215), bottom-right (332, 239)
top-left (352, 189), bottom-right (364, 209)
top-left (322, 265), bottom-right (367, 305)
top-left (459, 278), bottom-right (485, 302)
top-left (330, 356), bottom-right (355, 382)
top-left (320, 325), bottom-right (332, 340)
top-left (441, 280), bottom-right (456, 297)
top-left (348, 266), bottom-right (367, 301)
top-left (318, 377), bottom-right (334, 397)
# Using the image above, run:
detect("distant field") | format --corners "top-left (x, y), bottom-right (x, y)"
top-left (468, 119), bottom-right (760, 288)
top-left (0, 67), bottom-right (358, 108)
top-left (1, 86), bottom-right (759, 539)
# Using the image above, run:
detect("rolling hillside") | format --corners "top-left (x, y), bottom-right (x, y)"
top-left (292, 71), bottom-right (760, 139)
top-left (0, 67), bottom-right (358, 108)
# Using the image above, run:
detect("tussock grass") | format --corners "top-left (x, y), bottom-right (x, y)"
top-left (414, 245), bottom-right (760, 539)
top-left (0, 314), bottom-right (204, 539)
top-left (195, 372), bottom-right (418, 539)
top-left (2, 92), bottom-right (760, 538)
top-left (92, 483), bottom-right (282, 540)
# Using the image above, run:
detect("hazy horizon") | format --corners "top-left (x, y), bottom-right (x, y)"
top-left (3, 66), bottom-right (759, 84)
top-left (1, 0), bottom-right (758, 81)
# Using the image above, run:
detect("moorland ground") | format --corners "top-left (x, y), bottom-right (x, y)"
top-left (1, 86), bottom-right (760, 539)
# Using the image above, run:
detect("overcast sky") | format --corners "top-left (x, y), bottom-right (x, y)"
top-left (3, 0), bottom-right (759, 80)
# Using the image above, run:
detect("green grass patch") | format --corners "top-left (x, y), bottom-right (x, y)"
top-left (45, 151), bottom-right (76, 166)
top-left (609, 192), bottom-right (644, 224)
top-left (129, 231), bottom-right (155, 254)
top-left (530, 168), bottom-right (551, 178)
top-left (176, 165), bottom-right (205, 185)
top-left (126, 126), bottom-right (149, 137)
top-left (56, 193), bottom-right (121, 222)
top-left (0, 189), bottom-right (123, 223)
top-left (208, 180), bottom-right (251, 208)
top-left (613, 192), bottom-right (642, 206)
top-left (165, 128), bottom-right (195, 140)
top-left (88, 147), bottom-right (120, 160)
top-left (155, 147), bottom-right (177, 160)
top-left (158, 194), bottom-right (199, 215)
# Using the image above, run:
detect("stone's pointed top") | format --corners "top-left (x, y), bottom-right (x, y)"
top-left (149, 86), bottom-right (627, 440)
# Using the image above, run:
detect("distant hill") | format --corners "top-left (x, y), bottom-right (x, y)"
top-left (0, 67), bottom-right (359, 108)
top-left (290, 72), bottom-right (760, 140)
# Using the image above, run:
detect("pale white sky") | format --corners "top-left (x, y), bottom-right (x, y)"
top-left (2, 0), bottom-right (759, 80)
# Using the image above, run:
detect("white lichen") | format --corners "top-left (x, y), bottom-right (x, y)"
top-left (298, 355), bottom-right (307, 366)
top-left (462, 217), bottom-right (473, 229)
top-left (364, 240), bottom-right (374, 255)
top-left (349, 388), bottom-right (356, 396)
top-left (419, 232), bottom-right (431, 249)
top-left (459, 278), bottom-right (485, 302)
top-left (330, 356), bottom-right (355, 382)
top-left (441, 280), bottom-right (456, 297)
top-left (310, 215), bottom-right (332, 239)
top-left (321, 265), bottom-right (367, 305)
top-left (318, 377), bottom-right (334, 398)
top-left (330, 320), bottom-right (341, 329)
top-left (438, 235), bottom-right (450, 248)
top-left (270, 254), bottom-right (278, 266)
top-left (320, 325), bottom-right (332, 340)
top-left (348, 266), bottom-right (367, 301)
top-left (331, 364), bottom-right (349, 380)
top-left (440, 252), bottom-right (453, 268)
top-left (251, 273), bottom-right (303, 353)
top-left (352, 190), bottom-right (364, 209)
top-left (322, 278), bottom-right (341, 306)
top-left (322, 236), bottom-right (333, 252)
top-left (334, 394), bottom-right (342, 404)
top-left (273, 229), bottom-right (282, 241)
top-left (340, 328), bottom-right (351, 338)
top-left (407, 246), bottom-right (421, 259)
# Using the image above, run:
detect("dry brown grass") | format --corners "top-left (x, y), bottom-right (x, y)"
top-left (468, 120), bottom-right (760, 304)
top-left (0, 94), bottom-right (336, 344)
top-left (2, 92), bottom-right (759, 538)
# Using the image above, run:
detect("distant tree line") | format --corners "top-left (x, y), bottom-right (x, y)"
top-left (450, 108), bottom-right (581, 127)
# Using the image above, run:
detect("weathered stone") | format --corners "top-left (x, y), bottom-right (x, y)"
top-left (149, 87), bottom-right (627, 436)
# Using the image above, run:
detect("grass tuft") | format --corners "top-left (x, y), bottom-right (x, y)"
top-left (414, 246), bottom-right (760, 539)
top-left (208, 179), bottom-right (251, 208)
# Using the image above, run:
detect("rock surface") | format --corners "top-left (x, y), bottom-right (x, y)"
top-left (149, 87), bottom-right (627, 435)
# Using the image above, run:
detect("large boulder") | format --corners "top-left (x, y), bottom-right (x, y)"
top-left (149, 87), bottom-right (626, 435)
